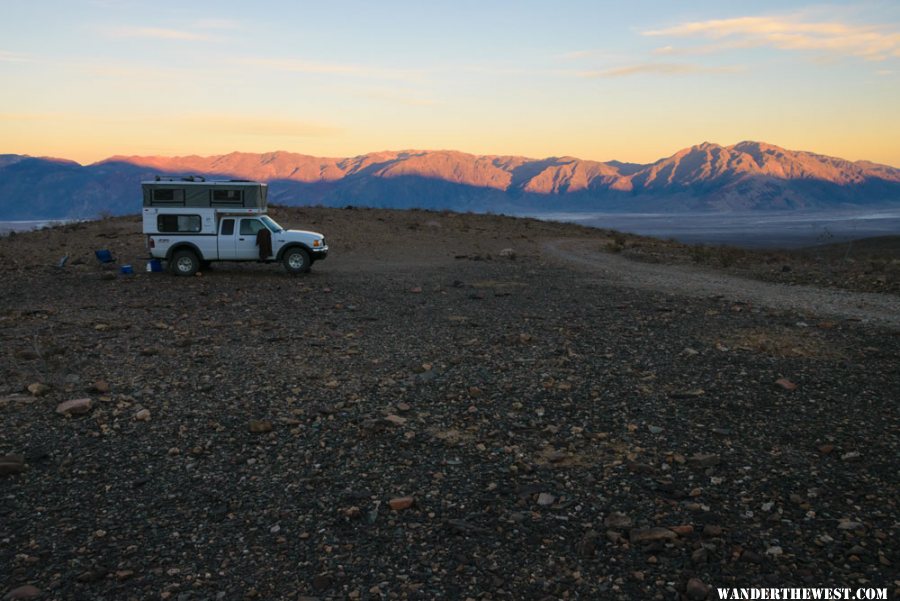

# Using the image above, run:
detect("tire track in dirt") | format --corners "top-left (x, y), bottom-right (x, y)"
top-left (543, 238), bottom-right (900, 330)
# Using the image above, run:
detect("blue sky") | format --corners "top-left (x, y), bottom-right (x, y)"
top-left (1, 0), bottom-right (898, 165)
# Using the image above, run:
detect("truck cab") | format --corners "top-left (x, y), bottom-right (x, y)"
top-left (142, 177), bottom-right (327, 275)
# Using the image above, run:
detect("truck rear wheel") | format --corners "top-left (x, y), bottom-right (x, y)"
top-left (171, 249), bottom-right (200, 276)
top-left (283, 247), bottom-right (311, 274)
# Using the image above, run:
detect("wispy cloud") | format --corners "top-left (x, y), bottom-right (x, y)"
top-left (578, 62), bottom-right (742, 78)
top-left (238, 57), bottom-right (423, 81)
top-left (0, 50), bottom-right (31, 63)
top-left (105, 26), bottom-right (212, 41)
top-left (0, 112), bottom-right (340, 138)
top-left (181, 114), bottom-right (341, 138)
top-left (645, 15), bottom-right (900, 61)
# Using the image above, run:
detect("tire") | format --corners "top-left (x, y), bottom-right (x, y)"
top-left (282, 247), bottom-right (311, 274)
top-left (171, 249), bottom-right (200, 276)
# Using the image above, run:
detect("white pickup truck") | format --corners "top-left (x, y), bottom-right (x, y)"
top-left (142, 177), bottom-right (327, 275)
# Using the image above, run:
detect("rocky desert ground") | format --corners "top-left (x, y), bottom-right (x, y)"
top-left (1, 207), bottom-right (898, 600)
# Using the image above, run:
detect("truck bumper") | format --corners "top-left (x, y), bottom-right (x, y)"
top-left (311, 246), bottom-right (328, 261)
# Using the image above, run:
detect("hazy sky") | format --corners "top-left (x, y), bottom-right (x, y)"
top-left (1, 0), bottom-right (899, 165)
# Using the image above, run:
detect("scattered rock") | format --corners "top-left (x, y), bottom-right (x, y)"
top-left (498, 248), bottom-right (516, 259)
top-left (688, 453), bottom-right (720, 468)
top-left (774, 378), bottom-right (797, 390)
top-left (384, 414), bottom-right (407, 426)
top-left (630, 527), bottom-right (677, 543)
top-left (91, 380), bottom-right (110, 393)
top-left (389, 496), bottom-right (414, 511)
top-left (670, 524), bottom-right (694, 536)
top-left (686, 577), bottom-right (709, 600)
top-left (0, 455), bottom-right (26, 476)
top-left (670, 389), bottom-right (705, 399)
top-left (249, 419), bottom-right (273, 433)
top-left (604, 512), bottom-right (633, 529)
top-left (702, 524), bottom-right (723, 537)
top-left (26, 383), bottom-right (50, 397)
top-left (3, 585), bottom-right (42, 600)
top-left (536, 492), bottom-right (556, 506)
top-left (838, 519), bottom-right (864, 531)
top-left (134, 408), bottom-right (151, 421)
top-left (55, 398), bottom-right (92, 416)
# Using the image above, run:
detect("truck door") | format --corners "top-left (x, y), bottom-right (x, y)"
top-left (218, 218), bottom-right (237, 259)
top-left (236, 218), bottom-right (267, 260)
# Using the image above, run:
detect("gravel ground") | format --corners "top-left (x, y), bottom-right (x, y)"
top-left (1, 209), bottom-right (898, 600)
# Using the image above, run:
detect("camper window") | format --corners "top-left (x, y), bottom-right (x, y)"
top-left (212, 189), bottom-right (243, 205)
top-left (221, 219), bottom-right (235, 235)
top-left (158, 214), bottom-right (201, 233)
top-left (152, 189), bottom-right (184, 205)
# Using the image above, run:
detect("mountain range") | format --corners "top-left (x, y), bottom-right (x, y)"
top-left (1, 141), bottom-right (899, 219)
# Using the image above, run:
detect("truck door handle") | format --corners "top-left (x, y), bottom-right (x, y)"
top-left (239, 237), bottom-right (245, 241)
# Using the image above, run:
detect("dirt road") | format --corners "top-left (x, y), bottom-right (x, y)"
top-left (543, 238), bottom-right (900, 329)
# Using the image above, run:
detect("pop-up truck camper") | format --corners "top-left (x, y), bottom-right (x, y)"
top-left (142, 176), bottom-right (327, 275)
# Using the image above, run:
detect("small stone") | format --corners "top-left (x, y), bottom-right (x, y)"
top-left (766, 545), bottom-right (783, 557)
top-left (396, 402), bottom-right (411, 413)
top-left (116, 570), bottom-right (134, 581)
top-left (702, 524), bottom-right (723, 537)
top-left (311, 574), bottom-right (332, 591)
top-left (630, 527), bottom-right (677, 543)
top-left (389, 496), bottom-right (414, 510)
top-left (647, 425), bottom-right (664, 434)
top-left (134, 409), bottom-right (151, 421)
top-left (840, 451), bottom-right (861, 461)
top-left (0, 454), bottom-right (26, 476)
top-left (91, 380), bottom-right (110, 393)
top-left (249, 419), bottom-right (273, 433)
top-left (688, 453), bottom-right (720, 468)
top-left (670, 524), bottom-right (694, 536)
top-left (384, 414), bottom-right (407, 426)
top-left (691, 548), bottom-right (709, 564)
top-left (498, 248), bottom-right (516, 259)
top-left (686, 577), bottom-right (709, 600)
top-left (604, 512), bottom-right (633, 529)
top-left (3, 585), bottom-right (42, 600)
top-left (837, 519), bottom-right (864, 530)
top-left (536, 492), bottom-right (555, 506)
top-left (409, 287), bottom-right (423, 294)
top-left (56, 398), bottom-right (92, 415)
top-left (818, 444), bottom-right (834, 455)
top-left (670, 389), bottom-right (705, 399)
top-left (774, 378), bottom-right (797, 390)
top-left (27, 383), bottom-right (50, 397)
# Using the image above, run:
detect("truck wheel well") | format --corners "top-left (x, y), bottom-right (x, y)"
top-left (277, 243), bottom-right (313, 261)
top-left (166, 242), bottom-right (204, 261)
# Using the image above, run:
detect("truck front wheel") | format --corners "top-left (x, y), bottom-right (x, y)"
top-left (283, 247), bottom-right (311, 274)
top-left (171, 249), bottom-right (200, 276)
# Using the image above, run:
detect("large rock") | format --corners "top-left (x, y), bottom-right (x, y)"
top-left (3, 585), bottom-right (42, 600)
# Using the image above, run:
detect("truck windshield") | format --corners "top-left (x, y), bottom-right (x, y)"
top-left (260, 215), bottom-right (283, 233)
